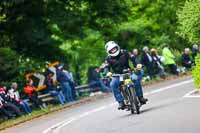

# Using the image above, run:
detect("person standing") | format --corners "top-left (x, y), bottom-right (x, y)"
top-left (63, 64), bottom-right (77, 100)
top-left (56, 64), bottom-right (74, 102)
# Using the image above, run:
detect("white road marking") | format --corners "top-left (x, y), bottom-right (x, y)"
top-left (183, 89), bottom-right (200, 98)
top-left (144, 79), bottom-right (193, 96)
top-left (43, 79), bottom-right (193, 133)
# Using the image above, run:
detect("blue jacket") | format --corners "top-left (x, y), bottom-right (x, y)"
top-left (57, 70), bottom-right (70, 83)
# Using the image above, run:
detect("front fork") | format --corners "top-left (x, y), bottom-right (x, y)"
top-left (120, 84), bottom-right (131, 105)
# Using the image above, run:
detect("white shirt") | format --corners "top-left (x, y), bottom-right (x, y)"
top-left (8, 88), bottom-right (20, 101)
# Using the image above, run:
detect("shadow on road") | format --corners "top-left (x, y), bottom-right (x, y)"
top-left (119, 99), bottom-right (181, 118)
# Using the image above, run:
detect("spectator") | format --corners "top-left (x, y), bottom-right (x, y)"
top-left (182, 48), bottom-right (193, 69)
top-left (0, 86), bottom-right (22, 117)
top-left (23, 79), bottom-right (46, 109)
top-left (63, 64), bottom-right (77, 100)
top-left (130, 48), bottom-right (141, 68)
top-left (7, 82), bottom-right (32, 114)
top-left (141, 46), bottom-right (154, 78)
top-left (88, 67), bottom-right (111, 93)
top-left (150, 48), bottom-right (167, 78)
top-left (44, 72), bottom-right (66, 105)
top-left (0, 96), bottom-right (15, 119)
top-left (56, 64), bottom-right (74, 102)
top-left (192, 44), bottom-right (199, 61)
top-left (162, 44), bottom-right (179, 75)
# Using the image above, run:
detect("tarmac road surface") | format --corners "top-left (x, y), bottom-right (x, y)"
top-left (1, 76), bottom-right (200, 133)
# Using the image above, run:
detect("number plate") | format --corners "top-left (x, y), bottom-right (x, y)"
top-left (124, 79), bottom-right (132, 85)
top-left (119, 76), bottom-right (124, 82)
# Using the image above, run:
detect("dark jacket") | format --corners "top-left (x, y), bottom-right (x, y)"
top-left (106, 50), bottom-right (131, 74)
top-left (192, 49), bottom-right (199, 61)
top-left (56, 70), bottom-right (70, 83)
top-left (181, 54), bottom-right (192, 68)
top-left (141, 52), bottom-right (152, 66)
top-left (130, 55), bottom-right (140, 68)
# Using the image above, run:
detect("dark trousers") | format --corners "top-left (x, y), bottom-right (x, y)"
top-left (0, 107), bottom-right (14, 118)
top-left (168, 64), bottom-right (179, 75)
top-left (29, 95), bottom-right (43, 108)
top-left (145, 63), bottom-right (154, 78)
top-left (69, 82), bottom-right (77, 100)
top-left (3, 102), bottom-right (22, 117)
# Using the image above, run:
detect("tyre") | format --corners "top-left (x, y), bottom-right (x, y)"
top-left (128, 87), bottom-right (140, 114)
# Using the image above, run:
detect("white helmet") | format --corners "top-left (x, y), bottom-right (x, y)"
top-left (105, 41), bottom-right (120, 57)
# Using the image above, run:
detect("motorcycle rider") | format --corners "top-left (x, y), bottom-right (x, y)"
top-left (102, 41), bottom-right (148, 110)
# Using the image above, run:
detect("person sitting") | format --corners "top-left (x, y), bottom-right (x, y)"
top-left (44, 72), bottom-right (66, 105)
top-left (0, 95), bottom-right (15, 119)
top-left (182, 48), bottom-right (193, 69)
top-left (130, 48), bottom-right (141, 68)
top-left (150, 48), bottom-right (167, 78)
top-left (162, 44), bottom-right (179, 75)
top-left (192, 44), bottom-right (199, 62)
top-left (23, 79), bottom-right (46, 109)
top-left (7, 82), bottom-right (32, 114)
top-left (88, 67), bottom-right (111, 93)
top-left (141, 46), bottom-right (154, 79)
top-left (0, 86), bottom-right (22, 117)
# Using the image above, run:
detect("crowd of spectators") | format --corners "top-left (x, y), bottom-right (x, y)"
top-left (0, 63), bottom-right (76, 120)
top-left (0, 44), bottom-right (199, 121)
top-left (130, 44), bottom-right (199, 80)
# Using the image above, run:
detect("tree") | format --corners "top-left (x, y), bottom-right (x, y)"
top-left (115, 0), bottom-right (185, 50)
top-left (177, 0), bottom-right (200, 44)
top-left (0, 48), bottom-right (19, 82)
top-left (0, 0), bottom-right (129, 84)
top-left (177, 0), bottom-right (200, 90)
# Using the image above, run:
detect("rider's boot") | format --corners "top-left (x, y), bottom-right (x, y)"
top-left (118, 101), bottom-right (126, 110)
top-left (138, 96), bottom-right (148, 105)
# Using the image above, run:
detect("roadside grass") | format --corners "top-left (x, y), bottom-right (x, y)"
top-left (142, 71), bottom-right (191, 86)
top-left (0, 105), bottom-right (62, 130)
top-left (0, 71), bottom-right (192, 131)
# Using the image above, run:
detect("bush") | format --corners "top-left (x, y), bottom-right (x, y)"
top-left (171, 49), bottom-right (183, 66)
top-left (177, 0), bottom-right (200, 43)
top-left (0, 48), bottom-right (19, 82)
top-left (192, 54), bottom-right (200, 89)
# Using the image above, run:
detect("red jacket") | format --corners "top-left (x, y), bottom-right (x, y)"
top-left (23, 85), bottom-right (35, 97)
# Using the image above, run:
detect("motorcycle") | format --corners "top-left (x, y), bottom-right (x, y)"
top-left (108, 70), bottom-right (141, 114)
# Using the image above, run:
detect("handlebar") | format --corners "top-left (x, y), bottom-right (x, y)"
top-left (112, 73), bottom-right (131, 77)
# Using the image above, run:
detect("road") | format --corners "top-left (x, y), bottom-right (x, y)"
top-left (1, 75), bottom-right (200, 133)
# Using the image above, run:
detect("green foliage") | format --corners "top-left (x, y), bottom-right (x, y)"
top-left (192, 54), bottom-right (200, 89)
top-left (116, 0), bottom-right (185, 49)
top-left (171, 49), bottom-right (183, 66)
top-left (0, 0), bottom-right (189, 85)
top-left (0, 48), bottom-right (19, 82)
top-left (177, 0), bottom-right (200, 44)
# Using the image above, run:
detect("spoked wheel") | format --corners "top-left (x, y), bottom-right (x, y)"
top-left (127, 87), bottom-right (140, 114)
